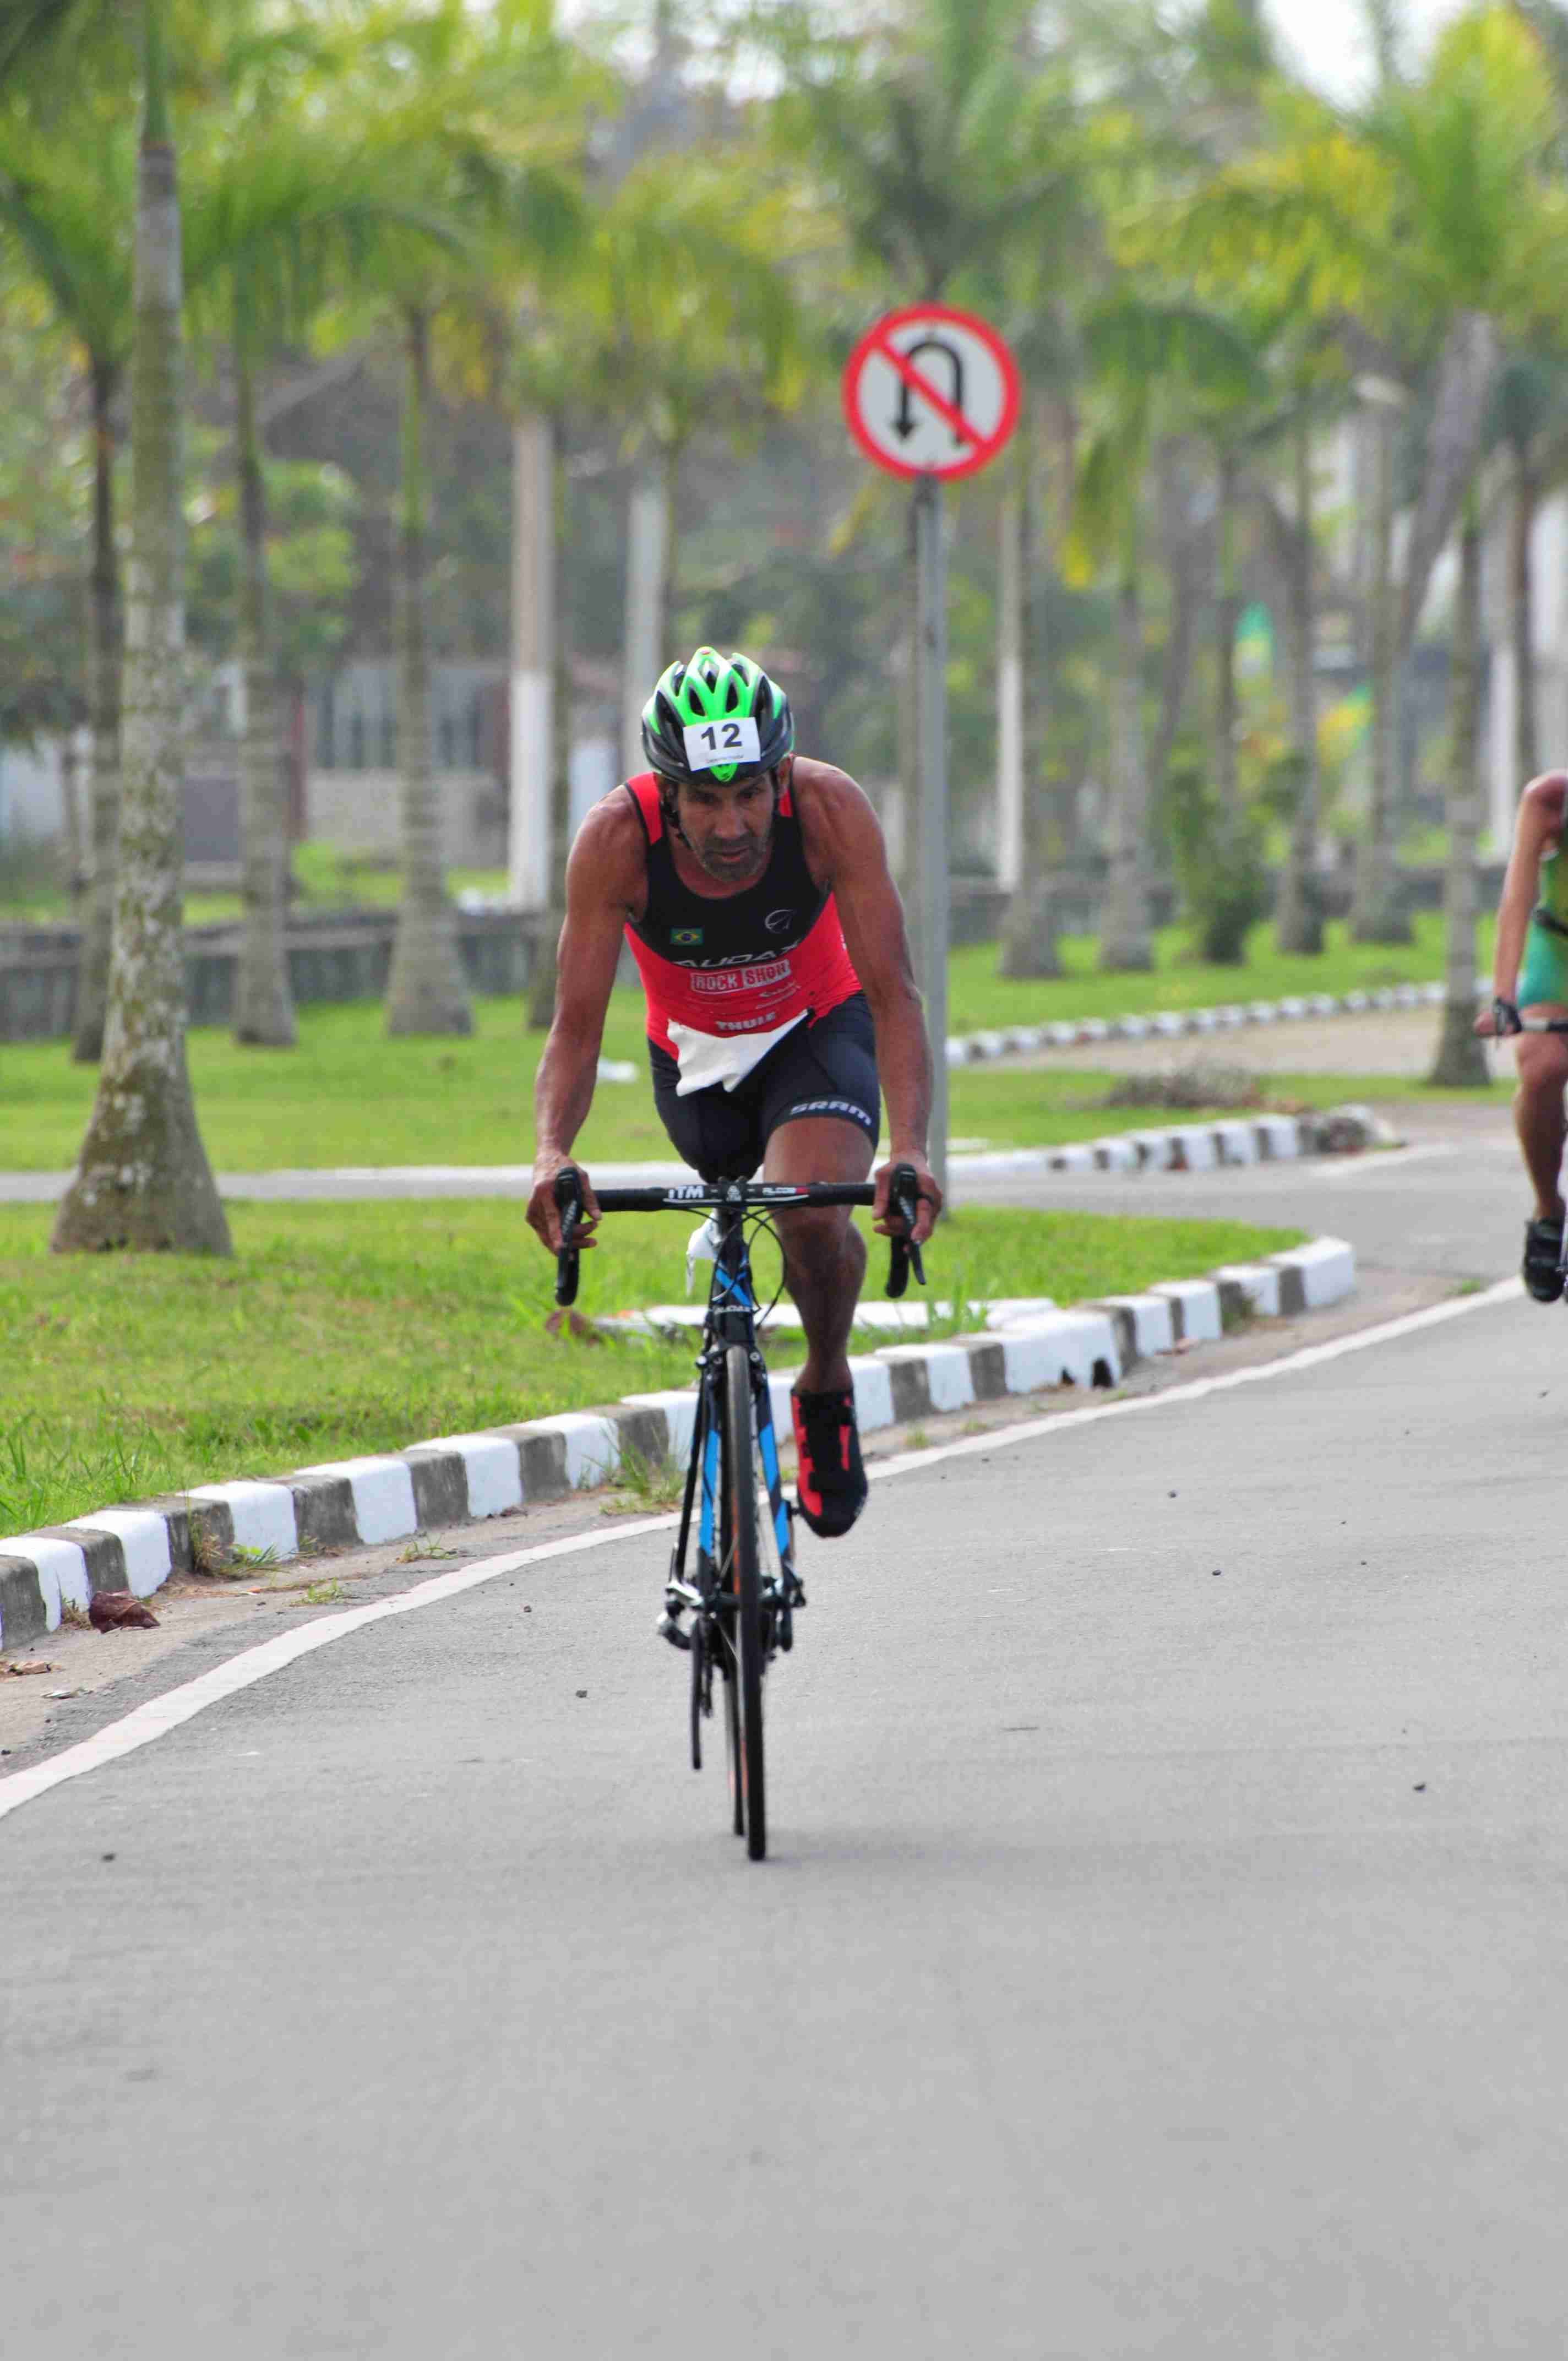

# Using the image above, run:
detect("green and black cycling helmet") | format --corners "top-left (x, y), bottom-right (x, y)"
top-left (640, 646), bottom-right (794, 790)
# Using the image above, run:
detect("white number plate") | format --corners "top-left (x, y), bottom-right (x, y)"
top-left (682, 715), bottom-right (761, 771)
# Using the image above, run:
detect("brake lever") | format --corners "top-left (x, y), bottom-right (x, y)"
top-left (554, 1168), bottom-right (583, 1307)
top-left (884, 1162), bottom-right (927, 1300)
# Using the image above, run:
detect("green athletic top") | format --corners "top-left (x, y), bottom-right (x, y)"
top-left (1539, 839), bottom-right (1568, 928)
top-left (1518, 837), bottom-right (1568, 1006)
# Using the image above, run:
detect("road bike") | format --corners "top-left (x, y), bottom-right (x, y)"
top-left (553, 1165), bottom-right (924, 1861)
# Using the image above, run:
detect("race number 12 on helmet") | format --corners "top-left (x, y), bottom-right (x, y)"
top-left (640, 647), bottom-right (795, 786)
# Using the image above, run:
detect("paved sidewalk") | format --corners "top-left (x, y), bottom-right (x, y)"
top-left (1016, 1004), bottom-right (1504, 1079)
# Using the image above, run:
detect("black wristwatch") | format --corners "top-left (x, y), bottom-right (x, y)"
top-left (1493, 995), bottom-right (1523, 1036)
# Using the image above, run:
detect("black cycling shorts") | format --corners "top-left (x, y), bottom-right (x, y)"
top-left (650, 992), bottom-right (880, 1182)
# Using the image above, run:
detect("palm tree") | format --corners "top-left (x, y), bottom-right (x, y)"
top-left (766, 0), bottom-right (1080, 932)
top-left (1064, 295), bottom-right (1264, 968)
top-left (580, 148), bottom-right (809, 778)
top-left (313, 0), bottom-right (584, 1038)
top-left (1427, 484), bottom-right (1488, 1083)
top-left (52, 2), bottom-right (230, 1253)
top-left (1489, 348), bottom-right (1568, 792)
top-left (473, 135), bottom-right (809, 1031)
top-left (1352, 9), bottom-right (1568, 1019)
top-left (1175, 8), bottom-right (1568, 943)
top-left (1270, 389), bottom-right (1327, 952)
top-left (184, 84), bottom-right (472, 1048)
top-left (972, 268), bottom-right (1090, 979)
top-left (0, 112), bottom-right (134, 1059)
top-left (993, 402), bottom-right (1063, 978)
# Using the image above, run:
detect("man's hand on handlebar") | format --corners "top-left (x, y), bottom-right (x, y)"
top-left (526, 1156), bottom-right (601, 1253)
top-left (872, 1153), bottom-right (941, 1247)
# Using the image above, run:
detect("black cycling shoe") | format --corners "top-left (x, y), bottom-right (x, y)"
top-left (791, 1386), bottom-right (868, 1538)
top-left (1522, 1214), bottom-right (1566, 1303)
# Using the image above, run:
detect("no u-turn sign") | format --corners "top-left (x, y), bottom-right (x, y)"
top-left (839, 300), bottom-right (1019, 1203)
top-left (841, 303), bottom-right (1020, 482)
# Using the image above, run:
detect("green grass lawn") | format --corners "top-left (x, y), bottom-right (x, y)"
top-left (0, 983), bottom-right (1503, 1174)
top-left (0, 1199), bottom-right (1304, 1532)
top-left (0, 993), bottom-right (650, 1172)
top-left (0, 843), bottom-right (511, 929)
top-left (945, 912), bottom-right (1484, 1032)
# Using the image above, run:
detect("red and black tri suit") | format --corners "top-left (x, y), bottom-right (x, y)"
top-left (620, 771), bottom-right (880, 1180)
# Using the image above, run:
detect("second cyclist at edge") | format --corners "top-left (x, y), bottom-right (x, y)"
top-left (526, 645), bottom-right (941, 1542)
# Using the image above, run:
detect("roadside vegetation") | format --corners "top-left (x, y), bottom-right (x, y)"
top-left (946, 915), bottom-right (1490, 1034)
top-left (0, 962), bottom-right (1505, 1173)
top-left (1, 0), bottom-right (1547, 1252)
top-left (0, 1199), bottom-right (1305, 1530)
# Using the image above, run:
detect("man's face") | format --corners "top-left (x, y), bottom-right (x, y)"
top-left (671, 763), bottom-right (783, 884)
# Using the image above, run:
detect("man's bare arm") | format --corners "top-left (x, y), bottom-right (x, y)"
top-left (798, 760), bottom-right (941, 1242)
top-left (527, 799), bottom-right (643, 1251)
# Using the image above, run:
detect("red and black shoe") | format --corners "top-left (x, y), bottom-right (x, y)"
top-left (791, 1386), bottom-right (867, 1539)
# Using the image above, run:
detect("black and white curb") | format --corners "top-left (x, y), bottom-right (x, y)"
top-left (946, 979), bottom-right (1447, 1065)
top-left (0, 1237), bottom-right (1354, 1651)
top-left (338, 1103), bottom-right (1395, 1215)
top-left (949, 1103), bottom-right (1400, 1180)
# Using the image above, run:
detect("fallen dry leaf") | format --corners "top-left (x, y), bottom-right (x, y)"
top-left (545, 1308), bottom-right (604, 1344)
top-left (89, 1592), bottom-right (160, 1632)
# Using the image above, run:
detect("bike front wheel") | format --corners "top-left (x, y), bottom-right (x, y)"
top-left (721, 1342), bottom-right (766, 1860)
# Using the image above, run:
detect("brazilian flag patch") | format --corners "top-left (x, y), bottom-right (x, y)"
top-left (670, 927), bottom-right (704, 946)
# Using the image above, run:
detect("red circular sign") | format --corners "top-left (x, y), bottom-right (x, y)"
top-left (842, 304), bottom-right (1021, 482)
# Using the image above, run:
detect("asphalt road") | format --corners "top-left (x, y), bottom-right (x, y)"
top-left (6, 1107), bottom-right (1567, 2359)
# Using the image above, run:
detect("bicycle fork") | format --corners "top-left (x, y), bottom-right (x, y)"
top-left (659, 1353), bottom-right (803, 1668)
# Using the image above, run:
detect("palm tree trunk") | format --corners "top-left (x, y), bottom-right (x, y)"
top-left (54, 3), bottom-right (230, 1255)
top-left (1276, 400), bottom-right (1324, 953)
top-left (619, 460), bottom-right (671, 779)
top-left (61, 725), bottom-right (88, 916)
top-left (508, 406), bottom-right (553, 914)
top-left (996, 449), bottom-right (1025, 899)
top-left (1215, 442), bottom-right (1239, 817)
top-left (232, 289), bottom-right (296, 1046)
top-left (658, 438), bottom-right (679, 655)
top-left (1351, 401), bottom-right (1411, 943)
top-left (1428, 493), bottom-right (1488, 1085)
top-left (385, 303), bottom-right (473, 1037)
top-left (1099, 564), bottom-right (1153, 971)
top-left (72, 355), bottom-right (122, 1061)
top-left (1397, 311), bottom-right (1501, 661)
top-left (1510, 438), bottom-right (1539, 785)
top-left (527, 439), bottom-right (572, 1031)
top-left (1142, 440), bottom-right (1205, 830)
top-left (998, 414), bottom-right (1060, 979)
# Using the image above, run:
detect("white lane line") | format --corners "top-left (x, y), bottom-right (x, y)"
top-left (0, 1277), bottom-right (1523, 1825)
top-left (865, 1277), bottom-right (1522, 1482)
top-left (0, 1516), bottom-right (671, 1825)
top-left (1310, 1144), bottom-right (1490, 1180)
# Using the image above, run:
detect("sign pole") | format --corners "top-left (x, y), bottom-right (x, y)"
top-left (841, 302), bottom-right (1020, 1213)
top-left (914, 471), bottom-right (949, 1204)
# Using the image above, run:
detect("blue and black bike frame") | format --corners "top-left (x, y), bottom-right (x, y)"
top-left (667, 1183), bottom-right (799, 1684)
top-left (552, 1166), bottom-right (926, 1782)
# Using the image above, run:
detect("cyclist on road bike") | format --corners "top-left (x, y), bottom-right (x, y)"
top-left (1477, 766), bottom-right (1568, 1300)
top-left (526, 646), bottom-right (941, 1538)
